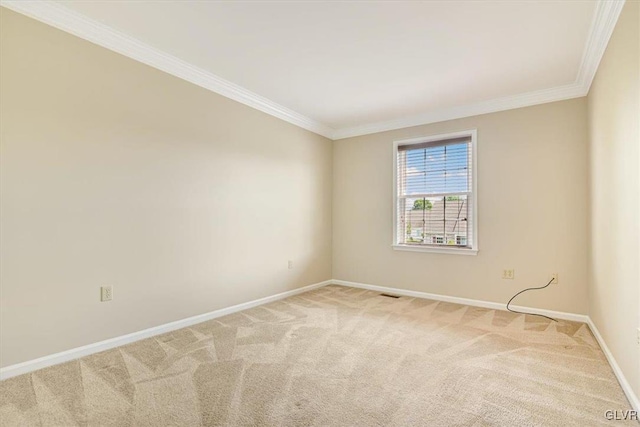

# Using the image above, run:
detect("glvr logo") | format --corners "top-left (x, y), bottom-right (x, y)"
top-left (604, 410), bottom-right (638, 421)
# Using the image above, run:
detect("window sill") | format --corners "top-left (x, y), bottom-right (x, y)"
top-left (392, 244), bottom-right (478, 256)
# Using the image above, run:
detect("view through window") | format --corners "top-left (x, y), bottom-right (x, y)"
top-left (394, 132), bottom-right (476, 252)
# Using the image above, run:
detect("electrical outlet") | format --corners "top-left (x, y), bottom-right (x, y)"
top-left (288, 260), bottom-right (294, 270)
top-left (551, 273), bottom-right (559, 284)
top-left (101, 286), bottom-right (113, 302)
top-left (502, 269), bottom-right (515, 280)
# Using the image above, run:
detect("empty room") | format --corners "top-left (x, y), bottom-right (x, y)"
top-left (0, 0), bottom-right (638, 425)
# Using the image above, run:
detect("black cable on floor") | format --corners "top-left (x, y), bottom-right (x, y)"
top-left (506, 278), bottom-right (558, 322)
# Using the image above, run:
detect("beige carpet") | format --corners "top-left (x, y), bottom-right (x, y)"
top-left (0, 285), bottom-right (634, 426)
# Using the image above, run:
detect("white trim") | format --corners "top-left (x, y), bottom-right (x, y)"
top-left (575, 0), bottom-right (626, 94)
top-left (333, 278), bottom-right (639, 410)
top-left (0, 0), bottom-right (624, 141)
top-left (333, 84), bottom-right (584, 140)
top-left (0, 280), bottom-right (331, 380)
top-left (392, 130), bottom-right (478, 254)
top-left (331, 0), bottom-right (625, 140)
top-left (392, 245), bottom-right (478, 256)
top-left (0, 0), bottom-right (335, 139)
top-left (2, 277), bottom-right (637, 413)
top-left (587, 318), bottom-right (640, 412)
top-left (331, 279), bottom-right (588, 323)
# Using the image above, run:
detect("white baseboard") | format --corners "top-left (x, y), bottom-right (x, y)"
top-left (0, 280), bottom-right (331, 380)
top-left (3, 277), bottom-right (638, 414)
top-left (586, 318), bottom-right (640, 412)
top-left (332, 279), bottom-right (639, 412)
top-left (331, 279), bottom-right (589, 323)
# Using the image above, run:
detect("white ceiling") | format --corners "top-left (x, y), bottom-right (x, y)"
top-left (2, 1), bottom-right (625, 139)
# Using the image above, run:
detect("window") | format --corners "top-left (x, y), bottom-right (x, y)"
top-left (393, 130), bottom-right (477, 255)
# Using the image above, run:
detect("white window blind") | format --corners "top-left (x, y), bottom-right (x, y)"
top-left (394, 132), bottom-right (476, 253)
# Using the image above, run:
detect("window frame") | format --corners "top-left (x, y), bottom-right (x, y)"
top-left (392, 129), bottom-right (478, 255)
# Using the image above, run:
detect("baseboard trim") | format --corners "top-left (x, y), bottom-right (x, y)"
top-left (0, 280), bottom-right (331, 380)
top-left (586, 318), bottom-right (640, 412)
top-left (332, 279), bottom-right (639, 411)
top-left (331, 279), bottom-right (588, 323)
top-left (4, 277), bottom-right (638, 414)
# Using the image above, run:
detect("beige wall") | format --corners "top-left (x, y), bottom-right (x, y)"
top-left (0, 9), bottom-right (332, 367)
top-left (587, 0), bottom-right (640, 400)
top-left (333, 98), bottom-right (589, 314)
top-left (1, 2), bottom-right (636, 390)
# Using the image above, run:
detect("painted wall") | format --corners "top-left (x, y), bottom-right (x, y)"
top-left (587, 0), bottom-right (640, 400)
top-left (333, 98), bottom-right (589, 314)
top-left (0, 9), bottom-right (333, 367)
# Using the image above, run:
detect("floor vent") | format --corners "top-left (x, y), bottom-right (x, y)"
top-left (380, 293), bottom-right (401, 299)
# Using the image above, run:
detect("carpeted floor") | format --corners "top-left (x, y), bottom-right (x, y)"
top-left (0, 285), bottom-right (634, 426)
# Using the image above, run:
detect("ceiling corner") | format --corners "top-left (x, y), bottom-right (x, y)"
top-left (575, 0), bottom-right (626, 95)
top-left (0, 0), bottom-right (336, 139)
top-left (1, 0), bottom-right (625, 142)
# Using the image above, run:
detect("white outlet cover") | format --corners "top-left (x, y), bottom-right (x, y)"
top-left (502, 269), bottom-right (514, 279)
top-left (101, 286), bottom-right (113, 302)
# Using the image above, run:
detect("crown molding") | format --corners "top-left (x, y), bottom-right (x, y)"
top-left (332, 83), bottom-right (585, 140)
top-left (1, 0), bottom-right (625, 141)
top-left (575, 0), bottom-right (626, 93)
top-left (333, 0), bottom-right (625, 140)
top-left (0, 0), bottom-right (336, 139)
